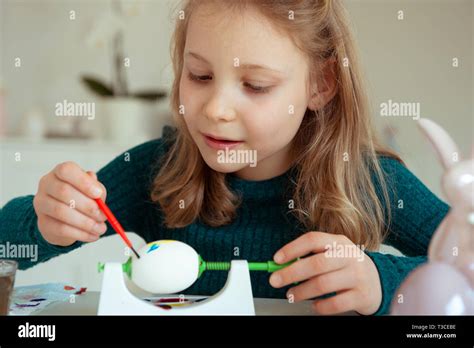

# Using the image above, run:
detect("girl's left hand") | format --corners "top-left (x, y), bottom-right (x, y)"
top-left (269, 231), bottom-right (382, 315)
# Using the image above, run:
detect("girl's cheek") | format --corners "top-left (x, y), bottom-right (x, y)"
top-left (244, 103), bottom-right (303, 154)
top-left (179, 83), bottom-right (200, 121)
top-left (179, 79), bottom-right (192, 109)
top-left (242, 102), bottom-right (285, 135)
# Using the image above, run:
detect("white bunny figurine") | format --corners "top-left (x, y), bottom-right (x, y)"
top-left (390, 118), bottom-right (473, 315)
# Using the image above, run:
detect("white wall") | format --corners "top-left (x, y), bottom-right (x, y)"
top-left (1, 0), bottom-right (177, 133)
top-left (345, 0), bottom-right (473, 199)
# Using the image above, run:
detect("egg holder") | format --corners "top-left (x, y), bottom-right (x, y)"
top-left (97, 240), bottom-right (296, 315)
top-left (97, 259), bottom-right (256, 315)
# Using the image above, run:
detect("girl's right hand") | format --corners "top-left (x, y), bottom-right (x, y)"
top-left (33, 161), bottom-right (108, 247)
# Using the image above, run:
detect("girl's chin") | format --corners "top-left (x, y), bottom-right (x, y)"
top-left (202, 157), bottom-right (248, 174)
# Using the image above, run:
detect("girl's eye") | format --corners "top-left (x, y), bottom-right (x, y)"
top-left (243, 82), bottom-right (271, 94)
top-left (187, 72), bottom-right (212, 82)
top-left (187, 72), bottom-right (271, 94)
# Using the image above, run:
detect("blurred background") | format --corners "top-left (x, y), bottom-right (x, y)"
top-left (0, 0), bottom-right (472, 290)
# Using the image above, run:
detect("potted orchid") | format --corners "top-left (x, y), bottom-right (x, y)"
top-left (81, 1), bottom-right (169, 143)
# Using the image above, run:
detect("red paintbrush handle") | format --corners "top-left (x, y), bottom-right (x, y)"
top-left (94, 198), bottom-right (133, 249)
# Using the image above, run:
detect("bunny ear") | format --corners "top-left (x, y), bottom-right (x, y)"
top-left (417, 118), bottom-right (460, 170)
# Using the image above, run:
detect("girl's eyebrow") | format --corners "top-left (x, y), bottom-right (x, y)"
top-left (185, 51), bottom-right (287, 76)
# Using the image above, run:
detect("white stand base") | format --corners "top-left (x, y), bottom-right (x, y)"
top-left (98, 260), bottom-right (256, 315)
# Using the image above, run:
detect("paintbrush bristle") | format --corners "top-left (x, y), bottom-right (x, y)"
top-left (131, 247), bottom-right (141, 259)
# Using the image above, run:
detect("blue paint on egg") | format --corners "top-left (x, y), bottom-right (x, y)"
top-left (147, 243), bottom-right (160, 254)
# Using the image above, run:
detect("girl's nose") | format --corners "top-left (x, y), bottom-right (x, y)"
top-left (203, 90), bottom-right (237, 122)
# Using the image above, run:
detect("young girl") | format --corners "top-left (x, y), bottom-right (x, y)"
top-left (0, 0), bottom-right (449, 315)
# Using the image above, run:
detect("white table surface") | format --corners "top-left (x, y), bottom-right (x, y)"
top-left (33, 291), bottom-right (354, 315)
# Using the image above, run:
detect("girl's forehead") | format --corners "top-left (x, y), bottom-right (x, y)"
top-left (185, 5), bottom-right (306, 74)
top-left (189, 1), bottom-right (292, 45)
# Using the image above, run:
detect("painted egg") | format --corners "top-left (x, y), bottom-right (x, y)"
top-left (131, 240), bottom-right (200, 294)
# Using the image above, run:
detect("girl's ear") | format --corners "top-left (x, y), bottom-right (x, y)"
top-left (308, 58), bottom-right (338, 111)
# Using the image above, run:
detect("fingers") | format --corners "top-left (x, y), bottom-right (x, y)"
top-left (87, 171), bottom-right (98, 181)
top-left (286, 267), bottom-right (357, 302)
top-left (34, 164), bottom-right (109, 247)
top-left (38, 214), bottom-right (100, 243)
top-left (270, 252), bottom-right (348, 288)
top-left (54, 162), bottom-right (103, 199)
top-left (312, 289), bottom-right (357, 315)
top-left (44, 179), bottom-right (107, 223)
top-left (36, 194), bottom-right (107, 236)
top-left (273, 231), bottom-right (339, 264)
top-left (86, 171), bottom-right (107, 201)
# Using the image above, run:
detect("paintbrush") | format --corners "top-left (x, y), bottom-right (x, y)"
top-left (94, 198), bottom-right (141, 259)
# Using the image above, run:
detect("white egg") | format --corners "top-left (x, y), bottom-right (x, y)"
top-left (131, 240), bottom-right (200, 294)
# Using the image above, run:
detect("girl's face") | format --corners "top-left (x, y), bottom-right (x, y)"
top-left (180, 4), bottom-right (311, 180)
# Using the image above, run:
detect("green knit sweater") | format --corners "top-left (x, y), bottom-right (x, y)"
top-left (0, 126), bottom-right (450, 315)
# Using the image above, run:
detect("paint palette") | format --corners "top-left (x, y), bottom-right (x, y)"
top-left (9, 283), bottom-right (87, 315)
top-left (143, 295), bottom-right (207, 311)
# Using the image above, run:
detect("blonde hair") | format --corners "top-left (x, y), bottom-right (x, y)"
top-left (151, 0), bottom-right (403, 250)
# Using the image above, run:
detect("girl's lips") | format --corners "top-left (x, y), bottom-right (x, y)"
top-left (202, 134), bottom-right (243, 150)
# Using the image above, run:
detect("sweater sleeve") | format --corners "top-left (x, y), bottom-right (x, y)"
top-left (0, 126), bottom-right (175, 270)
top-left (365, 156), bottom-right (450, 315)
